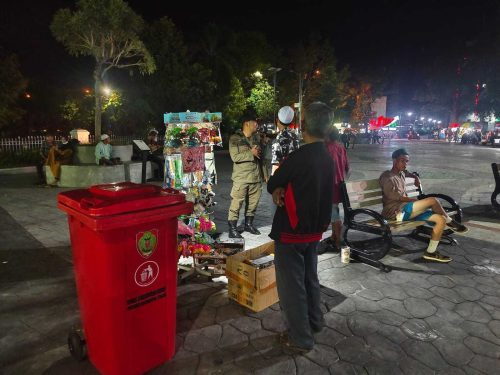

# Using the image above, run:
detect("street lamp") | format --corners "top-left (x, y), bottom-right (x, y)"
top-left (268, 67), bottom-right (282, 122)
top-left (288, 69), bottom-right (304, 132)
top-left (407, 112), bottom-right (413, 116)
top-left (102, 86), bottom-right (112, 96)
top-left (253, 71), bottom-right (263, 79)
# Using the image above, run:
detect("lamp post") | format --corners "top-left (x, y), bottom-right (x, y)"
top-left (298, 73), bottom-right (304, 131)
top-left (406, 112), bottom-right (414, 129)
top-left (287, 69), bottom-right (308, 133)
top-left (268, 67), bottom-right (282, 123)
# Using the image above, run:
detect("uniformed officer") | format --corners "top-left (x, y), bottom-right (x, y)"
top-left (227, 112), bottom-right (264, 238)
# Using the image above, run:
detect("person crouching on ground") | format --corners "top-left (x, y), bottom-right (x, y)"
top-left (325, 126), bottom-right (350, 251)
top-left (267, 102), bottom-right (334, 354)
top-left (227, 111), bottom-right (264, 238)
top-left (379, 148), bottom-right (468, 263)
top-left (95, 134), bottom-right (120, 165)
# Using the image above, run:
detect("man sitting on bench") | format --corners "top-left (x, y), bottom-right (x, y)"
top-left (379, 148), bottom-right (468, 263)
top-left (95, 134), bottom-right (120, 166)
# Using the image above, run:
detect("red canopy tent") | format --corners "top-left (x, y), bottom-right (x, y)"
top-left (448, 123), bottom-right (460, 128)
top-left (369, 116), bottom-right (394, 130)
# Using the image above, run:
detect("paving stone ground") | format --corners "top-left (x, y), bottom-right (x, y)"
top-left (1, 141), bottom-right (499, 374)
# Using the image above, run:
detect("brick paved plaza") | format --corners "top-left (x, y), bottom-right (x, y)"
top-left (1, 140), bottom-right (499, 374)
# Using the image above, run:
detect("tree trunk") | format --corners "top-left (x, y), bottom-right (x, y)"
top-left (94, 67), bottom-right (103, 141)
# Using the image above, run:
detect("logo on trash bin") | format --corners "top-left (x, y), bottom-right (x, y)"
top-left (134, 261), bottom-right (159, 287)
top-left (136, 229), bottom-right (158, 258)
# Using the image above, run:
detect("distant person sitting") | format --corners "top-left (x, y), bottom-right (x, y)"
top-left (36, 134), bottom-right (56, 185)
top-left (95, 134), bottom-right (120, 165)
top-left (45, 135), bottom-right (74, 186)
top-left (146, 129), bottom-right (164, 179)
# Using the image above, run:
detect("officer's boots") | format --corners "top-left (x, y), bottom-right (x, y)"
top-left (244, 216), bottom-right (261, 235)
top-left (228, 220), bottom-right (243, 239)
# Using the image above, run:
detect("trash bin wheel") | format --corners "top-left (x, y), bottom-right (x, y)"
top-left (68, 329), bottom-right (87, 361)
top-left (177, 273), bottom-right (186, 285)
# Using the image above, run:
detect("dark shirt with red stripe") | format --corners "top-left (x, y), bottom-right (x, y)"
top-left (267, 141), bottom-right (334, 243)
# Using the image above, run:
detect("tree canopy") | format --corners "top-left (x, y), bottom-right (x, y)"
top-left (0, 52), bottom-right (27, 130)
top-left (51, 0), bottom-right (155, 139)
top-left (247, 79), bottom-right (276, 122)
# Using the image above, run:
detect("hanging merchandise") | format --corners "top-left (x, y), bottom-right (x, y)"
top-left (182, 146), bottom-right (205, 173)
top-left (164, 154), bottom-right (184, 189)
top-left (162, 111), bottom-right (242, 280)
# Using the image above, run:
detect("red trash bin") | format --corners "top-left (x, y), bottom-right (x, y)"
top-left (58, 182), bottom-right (193, 375)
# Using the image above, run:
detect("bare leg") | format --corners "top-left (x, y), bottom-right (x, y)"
top-left (425, 213), bottom-right (446, 241)
top-left (410, 197), bottom-right (448, 218)
top-left (332, 221), bottom-right (342, 248)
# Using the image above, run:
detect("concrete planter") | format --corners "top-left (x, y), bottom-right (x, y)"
top-left (45, 161), bottom-right (152, 187)
top-left (74, 144), bottom-right (133, 164)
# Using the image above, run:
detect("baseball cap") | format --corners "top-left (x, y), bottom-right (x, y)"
top-left (278, 106), bottom-right (294, 125)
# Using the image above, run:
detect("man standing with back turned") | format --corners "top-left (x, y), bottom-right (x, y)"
top-left (267, 102), bottom-right (334, 354)
top-left (379, 148), bottom-right (468, 263)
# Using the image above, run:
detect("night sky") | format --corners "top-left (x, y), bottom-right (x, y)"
top-left (1, 0), bottom-right (498, 95)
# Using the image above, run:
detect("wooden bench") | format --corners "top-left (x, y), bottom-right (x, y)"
top-left (491, 163), bottom-right (500, 209)
top-left (340, 175), bottom-right (462, 272)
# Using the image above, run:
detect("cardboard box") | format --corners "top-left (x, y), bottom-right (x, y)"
top-left (194, 253), bottom-right (227, 275)
top-left (226, 241), bottom-right (278, 312)
top-left (213, 238), bottom-right (245, 256)
top-left (192, 239), bottom-right (245, 277)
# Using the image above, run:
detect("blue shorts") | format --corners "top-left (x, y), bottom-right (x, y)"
top-left (331, 204), bottom-right (341, 221)
top-left (402, 202), bottom-right (433, 223)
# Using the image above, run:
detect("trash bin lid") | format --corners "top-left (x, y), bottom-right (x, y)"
top-left (58, 182), bottom-right (187, 217)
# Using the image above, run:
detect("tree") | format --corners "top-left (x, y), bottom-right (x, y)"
top-left (247, 78), bottom-right (276, 121)
top-left (60, 97), bottom-right (93, 129)
top-left (279, 35), bottom-right (350, 121)
top-left (51, 0), bottom-right (155, 139)
top-left (138, 17), bottom-right (215, 119)
top-left (223, 77), bottom-right (247, 134)
top-left (349, 81), bottom-right (374, 127)
top-left (60, 89), bottom-right (125, 133)
top-left (0, 52), bottom-right (27, 130)
top-left (193, 26), bottom-right (273, 110)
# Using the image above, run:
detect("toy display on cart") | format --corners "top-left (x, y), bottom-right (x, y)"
top-left (162, 111), bottom-right (241, 280)
top-left (176, 214), bottom-right (243, 280)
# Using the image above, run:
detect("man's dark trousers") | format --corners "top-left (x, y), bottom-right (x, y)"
top-left (274, 240), bottom-right (324, 349)
top-left (36, 160), bottom-right (46, 184)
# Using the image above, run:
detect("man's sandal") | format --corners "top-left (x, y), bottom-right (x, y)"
top-left (279, 332), bottom-right (312, 355)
